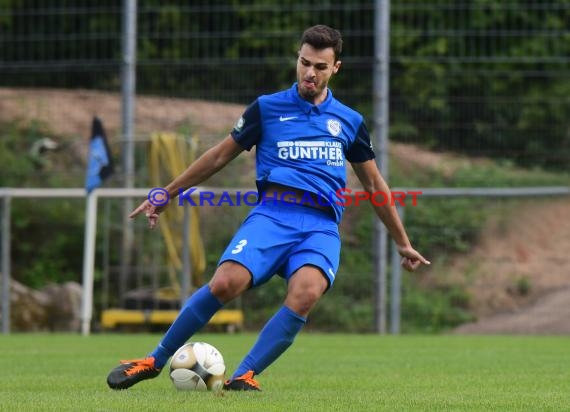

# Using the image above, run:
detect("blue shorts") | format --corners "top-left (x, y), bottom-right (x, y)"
top-left (218, 202), bottom-right (340, 288)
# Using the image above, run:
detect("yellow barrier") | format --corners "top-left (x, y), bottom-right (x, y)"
top-left (149, 132), bottom-right (206, 292)
top-left (101, 308), bottom-right (244, 331)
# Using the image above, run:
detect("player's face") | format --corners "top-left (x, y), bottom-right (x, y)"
top-left (296, 44), bottom-right (341, 105)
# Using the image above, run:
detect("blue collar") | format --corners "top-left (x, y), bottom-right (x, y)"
top-left (290, 82), bottom-right (334, 115)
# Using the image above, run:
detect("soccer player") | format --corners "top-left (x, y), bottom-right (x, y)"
top-left (107, 24), bottom-right (429, 391)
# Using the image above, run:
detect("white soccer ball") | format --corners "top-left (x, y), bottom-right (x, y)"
top-left (169, 342), bottom-right (226, 391)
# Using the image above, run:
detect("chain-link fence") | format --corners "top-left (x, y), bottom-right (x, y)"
top-left (390, 1), bottom-right (570, 168)
top-left (2, 1), bottom-right (568, 169)
top-left (0, 1), bottom-right (375, 105)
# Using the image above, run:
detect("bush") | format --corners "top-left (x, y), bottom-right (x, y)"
top-left (401, 279), bottom-right (475, 333)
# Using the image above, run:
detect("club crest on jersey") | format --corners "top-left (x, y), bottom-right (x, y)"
top-left (327, 119), bottom-right (341, 137)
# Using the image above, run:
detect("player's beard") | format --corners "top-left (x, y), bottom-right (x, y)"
top-left (298, 79), bottom-right (326, 103)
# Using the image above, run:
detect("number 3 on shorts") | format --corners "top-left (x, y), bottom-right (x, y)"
top-left (231, 239), bottom-right (248, 254)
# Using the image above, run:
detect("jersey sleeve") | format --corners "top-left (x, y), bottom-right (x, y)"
top-left (230, 100), bottom-right (262, 151)
top-left (345, 120), bottom-right (375, 163)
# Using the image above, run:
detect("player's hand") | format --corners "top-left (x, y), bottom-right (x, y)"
top-left (397, 245), bottom-right (430, 272)
top-left (129, 199), bottom-right (165, 229)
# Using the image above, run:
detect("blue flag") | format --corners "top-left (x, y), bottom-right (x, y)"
top-left (85, 117), bottom-right (114, 193)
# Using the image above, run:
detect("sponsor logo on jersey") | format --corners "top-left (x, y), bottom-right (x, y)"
top-left (276, 140), bottom-right (344, 166)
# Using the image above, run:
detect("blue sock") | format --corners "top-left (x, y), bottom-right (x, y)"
top-left (150, 285), bottom-right (223, 368)
top-left (232, 305), bottom-right (306, 378)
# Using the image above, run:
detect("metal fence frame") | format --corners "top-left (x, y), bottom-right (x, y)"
top-left (2, 186), bottom-right (569, 335)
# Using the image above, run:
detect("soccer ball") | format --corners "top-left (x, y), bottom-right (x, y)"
top-left (169, 342), bottom-right (226, 391)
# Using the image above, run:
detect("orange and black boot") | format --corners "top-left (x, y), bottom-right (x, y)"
top-left (223, 370), bottom-right (261, 391)
top-left (107, 357), bottom-right (161, 390)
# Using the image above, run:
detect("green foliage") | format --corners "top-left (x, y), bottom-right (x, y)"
top-left (390, 0), bottom-right (570, 170)
top-left (1, 123), bottom-right (86, 288)
top-left (308, 205), bottom-right (376, 331)
top-left (452, 160), bottom-right (570, 187)
top-left (400, 278), bottom-right (475, 333)
top-left (406, 198), bottom-right (487, 254)
top-left (391, 152), bottom-right (570, 262)
top-left (11, 199), bottom-right (85, 288)
top-left (0, 122), bottom-right (42, 186)
top-left (309, 272), bottom-right (376, 332)
top-left (0, 119), bottom-right (88, 187)
top-left (241, 277), bottom-right (288, 327)
top-left (514, 276), bottom-right (532, 297)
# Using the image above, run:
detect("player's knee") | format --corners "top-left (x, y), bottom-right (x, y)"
top-left (208, 264), bottom-right (251, 302)
top-left (286, 285), bottom-right (323, 315)
top-left (303, 286), bottom-right (323, 307)
top-left (209, 275), bottom-right (237, 302)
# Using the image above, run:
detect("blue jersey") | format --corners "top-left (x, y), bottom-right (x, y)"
top-left (231, 83), bottom-right (375, 223)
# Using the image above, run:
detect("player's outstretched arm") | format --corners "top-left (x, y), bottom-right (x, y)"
top-left (350, 160), bottom-right (430, 272)
top-left (130, 135), bottom-right (244, 229)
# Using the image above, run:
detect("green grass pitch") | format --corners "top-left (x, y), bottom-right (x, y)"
top-left (0, 333), bottom-right (569, 411)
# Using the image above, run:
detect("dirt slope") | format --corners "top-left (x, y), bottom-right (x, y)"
top-left (0, 87), bottom-right (244, 139)
top-left (2, 87), bottom-right (569, 334)
top-left (455, 287), bottom-right (570, 335)
top-left (452, 199), bottom-right (570, 334)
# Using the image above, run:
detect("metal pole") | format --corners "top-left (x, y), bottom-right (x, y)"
top-left (181, 202), bottom-right (192, 307)
top-left (81, 192), bottom-right (98, 336)
top-left (119, 0), bottom-right (137, 301)
top-left (390, 206), bottom-right (404, 334)
top-left (1, 197), bottom-right (11, 334)
top-left (101, 199), bottom-right (111, 312)
top-left (122, 0), bottom-right (137, 190)
top-left (373, 0), bottom-right (391, 334)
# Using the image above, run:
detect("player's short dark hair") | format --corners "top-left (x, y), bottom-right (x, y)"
top-left (300, 25), bottom-right (343, 61)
